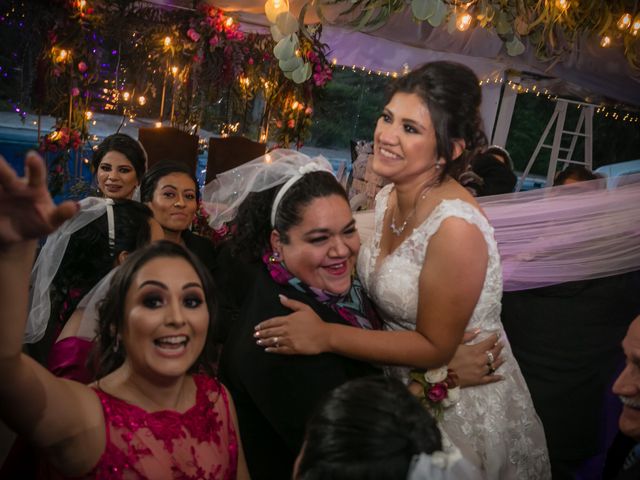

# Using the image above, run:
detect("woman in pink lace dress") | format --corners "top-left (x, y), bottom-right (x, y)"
top-left (0, 152), bottom-right (250, 479)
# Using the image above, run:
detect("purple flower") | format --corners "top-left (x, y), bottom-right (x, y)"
top-left (427, 383), bottom-right (448, 403)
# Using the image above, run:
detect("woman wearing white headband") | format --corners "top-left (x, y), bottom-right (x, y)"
top-left (252, 62), bottom-right (550, 478)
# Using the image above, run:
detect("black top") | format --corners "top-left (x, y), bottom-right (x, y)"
top-left (182, 229), bottom-right (217, 275)
top-left (501, 272), bottom-right (640, 465)
top-left (219, 266), bottom-right (380, 480)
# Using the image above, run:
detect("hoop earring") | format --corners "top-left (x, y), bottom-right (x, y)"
top-left (113, 335), bottom-right (121, 353)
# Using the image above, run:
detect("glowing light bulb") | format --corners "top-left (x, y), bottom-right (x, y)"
top-left (632, 16), bottom-right (640, 35)
top-left (225, 17), bottom-right (233, 27)
top-left (155, 122), bottom-right (162, 128)
top-left (138, 95), bottom-right (146, 105)
top-left (600, 35), bottom-right (611, 47)
top-left (85, 111), bottom-right (93, 120)
top-left (291, 101), bottom-right (299, 110)
top-left (122, 91), bottom-right (130, 101)
top-left (171, 66), bottom-right (178, 75)
top-left (556, 0), bottom-right (568, 10)
top-left (164, 36), bottom-right (171, 47)
top-left (456, 13), bottom-right (472, 31)
top-left (618, 13), bottom-right (632, 30)
top-left (59, 49), bottom-right (68, 60)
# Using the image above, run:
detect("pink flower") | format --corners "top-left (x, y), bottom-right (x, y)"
top-left (209, 35), bottom-right (219, 47)
top-left (71, 87), bottom-right (80, 97)
top-left (53, 68), bottom-right (61, 77)
top-left (77, 61), bottom-right (87, 73)
top-left (187, 28), bottom-right (201, 42)
top-left (305, 106), bottom-right (313, 116)
top-left (427, 383), bottom-right (448, 403)
top-left (193, 54), bottom-right (203, 64)
top-left (287, 119), bottom-right (295, 129)
top-left (275, 120), bottom-right (283, 128)
top-left (248, 57), bottom-right (254, 65)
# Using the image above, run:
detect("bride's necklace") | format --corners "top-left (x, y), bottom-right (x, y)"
top-left (390, 182), bottom-right (438, 237)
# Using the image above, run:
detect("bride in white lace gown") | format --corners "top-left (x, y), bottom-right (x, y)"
top-left (255, 61), bottom-right (550, 478)
top-left (358, 184), bottom-right (549, 478)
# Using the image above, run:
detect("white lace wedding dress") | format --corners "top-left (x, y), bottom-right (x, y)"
top-left (358, 184), bottom-right (551, 479)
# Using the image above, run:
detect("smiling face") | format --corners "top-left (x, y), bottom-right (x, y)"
top-left (613, 316), bottom-right (640, 441)
top-left (372, 92), bottom-right (442, 186)
top-left (97, 151), bottom-right (139, 199)
top-left (147, 172), bottom-right (198, 234)
top-left (121, 256), bottom-right (209, 379)
top-left (271, 194), bottom-right (359, 295)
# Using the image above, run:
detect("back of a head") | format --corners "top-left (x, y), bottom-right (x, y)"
top-left (389, 61), bottom-right (487, 182)
top-left (92, 133), bottom-right (147, 180)
top-left (140, 160), bottom-right (200, 203)
top-left (296, 376), bottom-right (442, 480)
top-left (553, 165), bottom-right (598, 186)
top-left (56, 199), bottom-right (153, 297)
top-left (231, 170), bottom-right (346, 262)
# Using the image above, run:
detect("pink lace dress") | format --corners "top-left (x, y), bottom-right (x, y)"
top-left (60, 374), bottom-right (238, 479)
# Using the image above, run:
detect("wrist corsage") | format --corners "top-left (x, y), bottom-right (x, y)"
top-left (410, 366), bottom-right (460, 420)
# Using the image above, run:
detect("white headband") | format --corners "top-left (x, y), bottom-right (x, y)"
top-left (201, 149), bottom-right (334, 230)
top-left (270, 162), bottom-right (327, 227)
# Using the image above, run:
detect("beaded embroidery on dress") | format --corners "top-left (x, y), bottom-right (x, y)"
top-left (358, 184), bottom-right (550, 479)
top-left (80, 374), bottom-right (238, 480)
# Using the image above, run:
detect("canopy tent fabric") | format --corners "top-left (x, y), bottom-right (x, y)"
top-left (227, 4), bottom-right (640, 107)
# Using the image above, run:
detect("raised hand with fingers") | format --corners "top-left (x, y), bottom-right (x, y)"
top-left (254, 294), bottom-right (332, 355)
top-left (0, 152), bottom-right (78, 246)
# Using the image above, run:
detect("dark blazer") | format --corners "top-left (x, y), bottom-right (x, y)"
top-left (219, 266), bottom-right (380, 480)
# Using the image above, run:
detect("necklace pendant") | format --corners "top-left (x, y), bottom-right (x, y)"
top-left (389, 218), bottom-right (407, 237)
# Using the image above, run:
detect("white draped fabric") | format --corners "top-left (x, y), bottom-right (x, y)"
top-left (355, 173), bottom-right (640, 291)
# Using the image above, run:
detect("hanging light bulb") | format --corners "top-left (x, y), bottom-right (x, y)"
top-left (631, 15), bottom-right (640, 36)
top-left (225, 17), bottom-right (233, 27)
top-left (171, 66), bottom-right (178, 75)
top-left (138, 95), bottom-right (146, 106)
top-left (164, 36), bottom-right (171, 47)
top-left (600, 35), bottom-right (611, 47)
top-left (85, 111), bottom-right (93, 120)
top-left (265, 0), bottom-right (289, 23)
top-left (617, 13), bottom-right (632, 30)
top-left (456, 12), bottom-right (473, 31)
top-left (122, 91), bottom-right (130, 101)
top-left (555, 0), bottom-right (569, 11)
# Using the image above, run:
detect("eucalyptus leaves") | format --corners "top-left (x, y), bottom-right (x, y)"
top-left (307, 0), bottom-right (640, 68)
top-left (266, 0), bottom-right (313, 83)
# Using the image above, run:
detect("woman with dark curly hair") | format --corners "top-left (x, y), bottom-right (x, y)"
top-left (254, 62), bottom-right (550, 478)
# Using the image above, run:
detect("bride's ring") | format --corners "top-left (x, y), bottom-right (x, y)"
top-left (273, 337), bottom-right (279, 348)
top-left (487, 364), bottom-right (496, 375)
top-left (486, 351), bottom-right (495, 364)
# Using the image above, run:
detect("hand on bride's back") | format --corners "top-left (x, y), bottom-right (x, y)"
top-left (255, 295), bottom-right (331, 355)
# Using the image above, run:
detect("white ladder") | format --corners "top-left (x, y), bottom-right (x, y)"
top-left (516, 98), bottom-right (594, 191)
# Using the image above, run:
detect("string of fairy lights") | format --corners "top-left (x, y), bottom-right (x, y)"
top-left (332, 60), bottom-right (640, 124)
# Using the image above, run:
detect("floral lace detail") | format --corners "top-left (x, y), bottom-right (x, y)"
top-left (85, 374), bottom-right (238, 480)
top-left (357, 184), bottom-right (551, 479)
